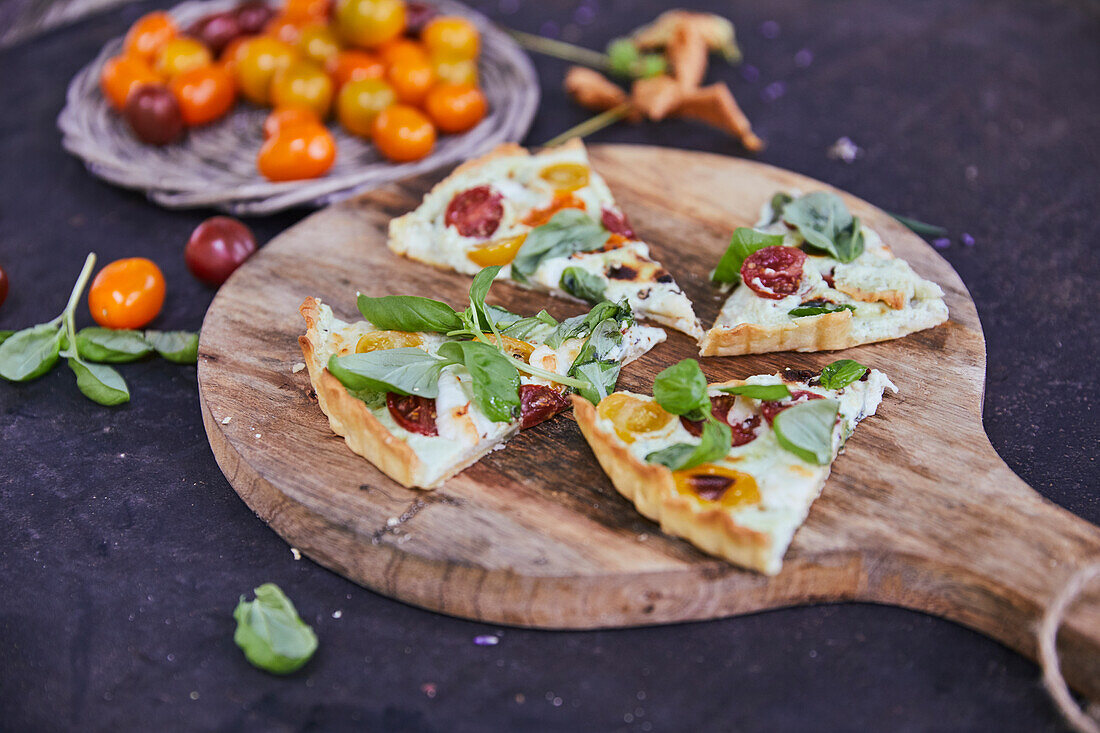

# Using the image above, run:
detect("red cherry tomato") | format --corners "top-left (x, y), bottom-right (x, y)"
top-left (124, 84), bottom-right (185, 145)
top-left (740, 245), bottom-right (806, 299)
top-left (760, 390), bottom-right (825, 425)
top-left (88, 258), bottom-right (166, 329)
top-left (519, 384), bottom-right (569, 429)
top-left (185, 216), bottom-right (258, 286)
top-left (185, 11), bottom-right (241, 55)
top-left (0, 265), bottom-right (8, 308)
top-left (386, 393), bottom-right (438, 435)
top-left (235, 1), bottom-right (276, 35)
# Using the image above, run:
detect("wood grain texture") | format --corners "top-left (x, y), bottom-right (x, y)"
top-left (196, 145), bottom-right (1100, 698)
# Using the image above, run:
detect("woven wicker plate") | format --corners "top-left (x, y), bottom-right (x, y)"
top-left (58, 0), bottom-right (538, 215)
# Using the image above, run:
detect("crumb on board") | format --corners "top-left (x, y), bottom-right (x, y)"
top-left (292, 362), bottom-right (306, 373)
top-left (221, 416), bottom-right (232, 424)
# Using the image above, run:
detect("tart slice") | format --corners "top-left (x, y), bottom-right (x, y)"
top-left (573, 357), bottom-right (896, 574)
top-left (387, 139), bottom-right (703, 339)
top-left (699, 191), bottom-right (949, 355)
top-left (299, 267), bottom-right (665, 489)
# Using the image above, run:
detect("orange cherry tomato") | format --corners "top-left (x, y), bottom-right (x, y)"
top-left (376, 38), bottom-right (428, 66)
top-left (431, 55), bottom-right (477, 86)
top-left (155, 37), bottom-right (213, 79)
top-left (218, 36), bottom-right (249, 76)
top-left (424, 83), bottom-right (486, 133)
top-left (386, 57), bottom-right (434, 104)
top-left (88, 258), bottom-right (166, 330)
top-left (372, 104), bottom-right (435, 162)
top-left (124, 11), bottom-right (178, 63)
top-left (335, 0), bottom-right (405, 48)
top-left (270, 60), bottom-right (334, 117)
top-left (234, 36), bottom-right (298, 105)
top-left (257, 123), bottom-right (336, 181)
top-left (327, 49), bottom-right (384, 88)
top-left (297, 24), bottom-right (342, 67)
top-left (100, 55), bottom-right (161, 109)
top-left (264, 106), bottom-right (321, 138)
top-left (336, 77), bottom-right (395, 136)
top-left (169, 65), bottom-right (236, 125)
top-left (421, 16), bottom-right (479, 60)
top-left (283, 0), bottom-right (332, 21)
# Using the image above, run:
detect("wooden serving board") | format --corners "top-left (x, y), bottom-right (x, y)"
top-left (197, 145), bottom-right (1100, 697)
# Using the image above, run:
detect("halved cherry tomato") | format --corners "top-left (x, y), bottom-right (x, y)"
top-left (336, 77), bottom-right (395, 136)
top-left (327, 49), bottom-right (385, 88)
top-left (169, 65), bottom-right (235, 125)
top-left (376, 37), bottom-right (428, 66)
top-left (233, 36), bottom-right (298, 104)
top-left (540, 163), bottom-right (590, 192)
top-left (431, 55), bottom-right (477, 86)
top-left (100, 55), bottom-right (161, 110)
top-left (257, 122), bottom-right (336, 181)
top-left (386, 57), bottom-right (434, 104)
top-left (386, 393), bottom-right (437, 436)
top-left (519, 384), bottom-right (569, 429)
top-left (335, 0), bottom-right (406, 48)
top-left (421, 16), bottom-right (479, 60)
top-left (424, 83), bottom-right (486, 133)
top-left (271, 60), bottom-right (334, 117)
top-left (263, 106), bottom-right (321, 138)
top-left (673, 464), bottom-right (760, 507)
top-left (297, 24), bottom-right (342, 67)
top-left (124, 11), bottom-right (178, 63)
top-left (596, 393), bottom-right (673, 444)
top-left (155, 37), bottom-right (213, 79)
top-left (356, 330), bottom-right (423, 352)
top-left (467, 234), bottom-right (523, 266)
top-left (372, 104), bottom-right (435, 161)
top-left (88, 258), bottom-right (166, 329)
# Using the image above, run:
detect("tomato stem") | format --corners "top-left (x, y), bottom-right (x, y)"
top-left (58, 252), bottom-right (96, 359)
top-left (542, 103), bottom-right (632, 148)
top-left (506, 29), bottom-right (612, 71)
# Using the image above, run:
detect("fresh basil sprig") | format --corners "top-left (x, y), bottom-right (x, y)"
top-left (788, 301), bottom-right (857, 318)
top-left (511, 210), bottom-right (609, 282)
top-left (712, 228), bottom-right (784, 284)
top-left (818, 359), bottom-right (868, 390)
top-left (719, 383), bottom-right (792, 401)
top-left (328, 348), bottom-right (450, 398)
top-left (233, 583), bottom-right (318, 675)
top-left (644, 359), bottom-right (732, 471)
top-left (356, 294), bottom-right (464, 333)
top-left (560, 266), bottom-right (606, 304)
top-left (568, 318), bottom-right (624, 404)
top-left (781, 192), bottom-right (865, 263)
top-left (772, 398), bottom-right (839, 465)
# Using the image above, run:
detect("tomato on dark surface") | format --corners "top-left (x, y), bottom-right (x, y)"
top-left (445, 185), bottom-right (503, 238)
top-left (387, 393), bottom-right (438, 436)
top-left (601, 208), bottom-right (635, 239)
top-left (680, 395), bottom-right (762, 447)
top-left (519, 384), bottom-right (569, 429)
top-left (0, 265), bottom-right (8, 307)
top-left (185, 216), bottom-right (257, 286)
top-left (740, 245), bottom-right (806, 299)
top-left (123, 84), bottom-right (185, 145)
top-left (760, 389), bottom-right (825, 425)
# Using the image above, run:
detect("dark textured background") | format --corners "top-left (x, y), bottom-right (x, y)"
top-left (1, 0), bottom-right (1098, 730)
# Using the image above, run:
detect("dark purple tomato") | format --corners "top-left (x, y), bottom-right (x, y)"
top-left (123, 84), bottom-right (184, 145)
top-left (404, 2), bottom-right (437, 36)
top-left (185, 11), bottom-right (241, 55)
top-left (0, 265), bottom-right (8, 308)
top-left (234, 1), bottom-right (275, 35)
top-left (185, 216), bottom-right (257, 286)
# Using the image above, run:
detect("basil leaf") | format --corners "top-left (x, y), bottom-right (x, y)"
top-left (329, 348), bottom-right (449, 398)
top-left (511, 210), bottom-right (609, 281)
top-left (356, 294), bottom-right (463, 334)
top-left (75, 327), bottom-right (153, 363)
top-left (0, 324), bottom-right (62, 382)
top-left (818, 359), bottom-right (868, 390)
top-left (652, 358), bottom-right (709, 416)
top-left (767, 192), bottom-right (793, 224)
top-left (569, 319), bottom-right (621, 370)
top-left (68, 358), bottom-right (130, 406)
top-left (498, 310), bottom-right (558, 343)
top-left (0, 330), bottom-right (13, 345)
top-left (437, 340), bottom-right (520, 422)
top-left (890, 212), bottom-right (947, 238)
top-left (712, 228), bottom-right (784, 284)
top-left (485, 304), bottom-right (522, 327)
top-left (781, 192), bottom-right (864, 263)
top-left (468, 265), bottom-right (502, 330)
top-left (719, 383), bottom-right (792, 401)
top-left (572, 359), bottom-right (620, 405)
top-left (545, 299), bottom-right (633, 349)
top-left (347, 386), bottom-right (386, 409)
top-left (560, 267), bottom-right (606, 304)
top-left (233, 583), bottom-right (318, 675)
top-left (833, 216), bottom-right (866, 263)
top-left (144, 330), bottom-right (199, 364)
top-left (772, 398), bottom-right (839, 465)
top-left (646, 419), bottom-right (732, 471)
top-left (788, 301), bottom-right (857, 318)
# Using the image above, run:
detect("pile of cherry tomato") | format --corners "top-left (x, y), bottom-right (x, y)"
top-left (100, 0), bottom-right (488, 181)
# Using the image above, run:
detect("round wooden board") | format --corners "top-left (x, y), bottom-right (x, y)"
top-left (197, 144), bottom-right (1100, 697)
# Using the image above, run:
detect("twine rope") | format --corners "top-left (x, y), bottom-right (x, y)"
top-left (1038, 561), bottom-right (1100, 733)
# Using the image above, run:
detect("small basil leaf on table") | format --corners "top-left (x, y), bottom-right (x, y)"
top-left (233, 583), bottom-right (318, 675)
top-left (719, 383), bottom-right (792, 401)
top-left (772, 398), bottom-right (839, 465)
top-left (560, 267), bottom-right (606, 304)
top-left (75, 327), bottom-right (153, 363)
top-left (67, 358), bottom-right (130, 406)
top-left (328, 348), bottom-right (449, 398)
top-left (652, 358), bottom-right (710, 416)
top-left (788, 302), bottom-right (857, 318)
top-left (712, 228), bottom-right (785, 284)
top-left (818, 359), bottom-right (868, 390)
top-left (356, 294), bottom-right (463, 334)
top-left (646, 419), bottom-right (732, 471)
top-left (781, 192), bottom-right (865, 263)
top-left (0, 330), bottom-right (13, 345)
top-left (436, 340), bottom-right (520, 423)
top-left (511, 210), bottom-right (609, 281)
top-left (0, 324), bottom-right (63, 382)
top-left (144, 330), bottom-right (199, 364)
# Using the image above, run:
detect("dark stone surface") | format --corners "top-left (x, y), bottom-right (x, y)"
top-left (1, 0), bottom-right (1097, 730)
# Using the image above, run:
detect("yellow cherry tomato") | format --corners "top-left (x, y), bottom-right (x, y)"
top-left (234, 37), bottom-right (298, 105)
top-left (431, 55), bottom-right (477, 86)
top-left (672, 464), bottom-right (761, 508)
top-left (596, 393), bottom-right (674, 444)
top-left (154, 37), bottom-right (212, 80)
top-left (466, 233), bottom-right (524, 267)
top-left (486, 334), bottom-right (534, 362)
top-left (270, 60), bottom-right (334, 118)
top-left (88, 258), bottom-right (166, 329)
top-left (297, 24), bottom-right (343, 67)
top-left (335, 0), bottom-right (406, 48)
top-left (356, 330), bottom-right (423, 352)
top-left (386, 57), bottom-right (434, 104)
top-left (421, 16), bottom-right (479, 60)
top-left (539, 163), bottom-right (590, 192)
top-left (336, 77), bottom-right (396, 136)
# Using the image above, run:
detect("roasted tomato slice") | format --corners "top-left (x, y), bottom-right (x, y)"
top-left (760, 389), bottom-right (824, 425)
top-left (519, 384), bottom-right (569, 429)
top-left (600, 207), bottom-right (635, 238)
top-left (680, 395), bottom-right (762, 447)
top-left (445, 185), bottom-right (504, 238)
top-left (386, 393), bottom-right (438, 436)
top-left (740, 245), bottom-right (806, 299)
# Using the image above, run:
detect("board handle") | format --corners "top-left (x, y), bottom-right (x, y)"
top-left (859, 443), bottom-right (1100, 702)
